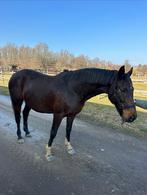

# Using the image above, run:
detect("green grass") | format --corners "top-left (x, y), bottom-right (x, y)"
top-left (0, 73), bottom-right (12, 87)
top-left (84, 91), bottom-right (147, 136)
top-left (133, 81), bottom-right (147, 91)
top-left (78, 101), bottom-right (147, 136)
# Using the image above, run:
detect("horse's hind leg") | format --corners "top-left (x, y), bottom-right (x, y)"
top-left (65, 115), bottom-right (75, 155)
top-left (12, 99), bottom-right (23, 143)
top-left (23, 104), bottom-right (31, 137)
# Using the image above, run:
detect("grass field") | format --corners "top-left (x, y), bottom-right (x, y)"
top-left (0, 72), bottom-right (147, 136)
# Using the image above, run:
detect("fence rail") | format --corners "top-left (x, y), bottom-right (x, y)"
top-left (0, 72), bottom-right (147, 100)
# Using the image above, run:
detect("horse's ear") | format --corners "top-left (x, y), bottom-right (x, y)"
top-left (118, 65), bottom-right (125, 79)
top-left (127, 67), bottom-right (133, 77)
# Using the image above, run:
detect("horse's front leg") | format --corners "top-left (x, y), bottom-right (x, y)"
top-left (65, 115), bottom-right (76, 155)
top-left (46, 113), bottom-right (63, 161)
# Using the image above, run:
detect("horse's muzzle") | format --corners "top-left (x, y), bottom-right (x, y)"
top-left (122, 107), bottom-right (137, 123)
top-left (124, 114), bottom-right (137, 123)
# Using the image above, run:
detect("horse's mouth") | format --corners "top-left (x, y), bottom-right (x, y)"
top-left (118, 106), bottom-right (137, 123)
top-left (122, 114), bottom-right (137, 123)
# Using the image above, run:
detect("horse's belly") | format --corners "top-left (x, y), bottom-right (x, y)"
top-left (31, 106), bottom-right (53, 113)
top-left (25, 97), bottom-right (54, 113)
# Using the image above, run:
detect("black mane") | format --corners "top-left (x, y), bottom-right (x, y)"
top-left (58, 68), bottom-right (117, 86)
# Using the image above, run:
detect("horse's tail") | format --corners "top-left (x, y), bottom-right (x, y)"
top-left (8, 71), bottom-right (24, 106)
top-left (8, 71), bottom-right (25, 131)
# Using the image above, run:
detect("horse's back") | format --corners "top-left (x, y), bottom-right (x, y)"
top-left (9, 69), bottom-right (52, 88)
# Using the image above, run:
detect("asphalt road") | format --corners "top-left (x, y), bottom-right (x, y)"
top-left (0, 95), bottom-right (147, 195)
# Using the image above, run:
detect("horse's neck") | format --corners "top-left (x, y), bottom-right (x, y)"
top-left (77, 83), bottom-right (109, 101)
top-left (73, 71), bottom-right (116, 102)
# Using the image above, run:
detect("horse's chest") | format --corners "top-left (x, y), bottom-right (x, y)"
top-left (65, 98), bottom-right (84, 115)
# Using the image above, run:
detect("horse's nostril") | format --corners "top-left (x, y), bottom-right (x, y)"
top-left (129, 115), bottom-right (136, 122)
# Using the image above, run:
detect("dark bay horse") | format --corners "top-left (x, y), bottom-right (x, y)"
top-left (8, 66), bottom-right (137, 160)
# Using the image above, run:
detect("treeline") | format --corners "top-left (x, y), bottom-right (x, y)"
top-left (0, 43), bottom-right (119, 72)
top-left (0, 43), bottom-right (147, 76)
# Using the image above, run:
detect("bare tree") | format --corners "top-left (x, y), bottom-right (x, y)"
top-left (1, 42), bottom-right (145, 76)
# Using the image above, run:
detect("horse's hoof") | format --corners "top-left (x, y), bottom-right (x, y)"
top-left (25, 133), bottom-right (32, 138)
top-left (46, 155), bottom-right (55, 162)
top-left (17, 138), bottom-right (24, 144)
top-left (67, 148), bottom-right (75, 155)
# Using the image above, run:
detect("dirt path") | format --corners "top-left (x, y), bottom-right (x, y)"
top-left (0, 95), bottom-right (147, 195)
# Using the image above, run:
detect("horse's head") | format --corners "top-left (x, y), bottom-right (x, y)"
top-left (108, 66), bottom-right (137, 123)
